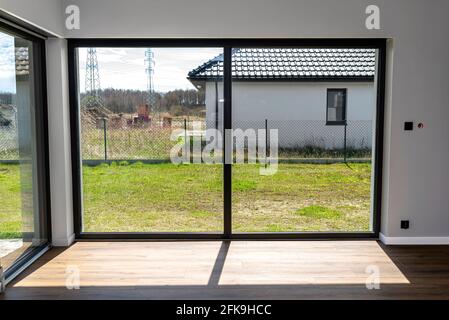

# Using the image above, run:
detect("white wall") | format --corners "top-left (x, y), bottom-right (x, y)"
top-left (58, 0), bottom-right (449, 243)
top-left (206, 81), bottom-right (375, 149)
top-left (4, 0), bottom-right (449, 243)
top-left (46, 38), bottom-right (74, 246)
top-left (59, 0), bottom-right (393, 38)
top-left (1, 1), bottom-right (75, 246)
top-left (0, 0), bottom-right (64, 37)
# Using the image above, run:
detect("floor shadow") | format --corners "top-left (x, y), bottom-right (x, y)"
top-left (378, 241), bottom-right (449, 286)
top-left (2, 282), bottom-right (449, 300)
top-left (3, 246), bottom-right (71, 285)
top-left (207, 241), bottom-right (230, 287)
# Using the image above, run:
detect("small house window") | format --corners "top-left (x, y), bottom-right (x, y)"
top-left (326, 89), bottom-right (347, 125)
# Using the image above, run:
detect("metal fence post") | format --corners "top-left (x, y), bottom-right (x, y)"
top-left (265, 119), bottom-right (268, 168)
top-left (103, 118), bottom-right (108, 161)
top-left (343, 122), bottom-right (347, 162)
top-left (184, 118), bottom-right (188, 161)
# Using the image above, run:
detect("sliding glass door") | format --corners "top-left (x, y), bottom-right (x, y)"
top-left (69, 40), bottom-right (385, 238)
top-left (0, 24), bottom-right (49, 278)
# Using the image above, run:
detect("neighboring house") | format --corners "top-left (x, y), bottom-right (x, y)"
top-left (15, 44), bottom-right (33, 157)
top-left (188, 48), bottom-right (377, 150)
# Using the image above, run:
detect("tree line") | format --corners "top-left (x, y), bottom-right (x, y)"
top-left (81, 88), bottom-right (206, 116)
top-left (0, 92), bottom-right (14, 105)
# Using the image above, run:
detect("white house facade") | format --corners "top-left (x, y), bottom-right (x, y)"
top-left (189, 48), bottom-right (377, 150)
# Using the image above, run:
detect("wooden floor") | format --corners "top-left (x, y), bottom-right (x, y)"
top-left (2, 241), bottom-right (449, 299)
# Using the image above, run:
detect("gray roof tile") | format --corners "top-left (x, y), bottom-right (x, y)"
top-left (188, 48), bottom-right (376, 81)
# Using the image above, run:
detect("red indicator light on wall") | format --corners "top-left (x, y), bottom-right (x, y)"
top-left (418, 123), bottom-right (424, 129)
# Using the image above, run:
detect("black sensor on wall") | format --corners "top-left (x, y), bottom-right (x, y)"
top-left (404, 122), bottom-right (413, 131)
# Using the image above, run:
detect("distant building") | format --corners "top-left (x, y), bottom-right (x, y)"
top-left (188, 48), bottom-right (376, 149)
top-left (133, 104), bottom-right (151, 126)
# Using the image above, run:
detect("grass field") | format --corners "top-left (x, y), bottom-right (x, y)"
top-left (82, 161), bottom-right (372, 232)
top-left (232, 162), bottom-right (371, 232)
top-left (0, 163), bottom-right (23, 238)
top-left (1, 162), bottom-right (372, 236)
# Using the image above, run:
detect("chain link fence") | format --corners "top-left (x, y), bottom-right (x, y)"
top-left (0, 116), bottom-right (372, 162)
top-left (77, 116), bottom-right (372, 162)
top-left (233, 119), bottom-right (372, 161)
top-left (0, 123), bottom-right (19, 161)
top-left (80, 117), bottom-right (207, 161)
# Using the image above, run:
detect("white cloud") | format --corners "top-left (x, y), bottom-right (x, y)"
top-left (0, 32), bottom-right (16, 93)
top-left (78, 47), bottom-right (222, 93)
top-left (0, 41), bottom-right (222, 94)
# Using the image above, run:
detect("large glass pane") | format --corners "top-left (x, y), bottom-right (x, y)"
top-left (0, 30), bottom-right (47, 271)
top-left (77, 47), bottom-right (224, 232)
top-left (230, 48), bottom-right (377, 232)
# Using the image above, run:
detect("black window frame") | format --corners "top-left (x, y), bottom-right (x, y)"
top-left (326, 88), bottom-right (347, 126)
top-left (68, 38), bottom-right (386, 241)
top-left (0, 18), bottom-right (52, 282)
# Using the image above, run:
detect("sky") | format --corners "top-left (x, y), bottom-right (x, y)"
top-left (78, 47), bottom-right (222, 93)
top-left (0, 32), bottom-right (16, 93)
top-left (0, 34), bottom-right (221, 94)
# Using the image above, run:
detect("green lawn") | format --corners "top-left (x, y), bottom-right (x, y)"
top-left (82, 162), bottom-right (371, 232)
top-left (81, 162), bottom-right (224, 232)
top-left (232, 162), bottom-right (371, 232)
top-left (1, 162), bottom-right (372, 235)
top-left (0, 164), bottom-right (23, 238)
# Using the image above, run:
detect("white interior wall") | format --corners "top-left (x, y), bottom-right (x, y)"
top-left (60, 0), bottom-right (449, 243)
top-left (1, 1), bottom-right (73, 246)
top-left (46, 38), bottom-right (74, 246)
top-left (2, 0), bottom-right (449, 244)
top-left (0, 0), bottom-right (64, 37)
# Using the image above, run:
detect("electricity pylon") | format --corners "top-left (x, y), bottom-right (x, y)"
top-left (84, 48), bottom-right (103, 108)
top-left (145, 48), bottom-right (156, 111)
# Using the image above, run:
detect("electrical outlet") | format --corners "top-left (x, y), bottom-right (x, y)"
top-left (401, 220), bottom-right (410, 229)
